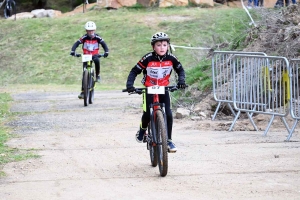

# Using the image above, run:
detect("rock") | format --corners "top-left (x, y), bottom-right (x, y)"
top-left (8, 12), bottom-right (34, 20)
top-left (199, 112), bottom-right (207, 118)
top-left (190, 0), bottom-right (214, 7)
top-left (8, 9), bottom-right (62, 19)
top-left (47, 10), bottom-right (62, 18)
top-left (106, 0), bottom-right (190, 7)
top-left (191, 116), bottom-right (201, 120)
top-left (105, 0), bottom-right (137, 8)
top-left (159, 0), bottom-right (189, 7)
top-left (31, 9), bottom-right (48, 18)
top-left (176, 107), bottom-right (190, 119)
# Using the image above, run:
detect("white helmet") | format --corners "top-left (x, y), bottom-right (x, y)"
top-left (150, 32), bottom-right (170, 45)
top-left (84, 21), bottom-right (96, 30)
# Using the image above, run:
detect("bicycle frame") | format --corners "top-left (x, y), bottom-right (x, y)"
top-left (147, 90), bottom-right (168, 147)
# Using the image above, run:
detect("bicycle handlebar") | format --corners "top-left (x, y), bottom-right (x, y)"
top-left (122, 85), bottom-right (188, 94)
top-left (74, 53), bottom-right (105, 58)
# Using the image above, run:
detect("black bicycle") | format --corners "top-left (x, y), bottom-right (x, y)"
top-left (123, 86), bottom-right (180, 177)
top-left (75, 53), bottom-right (103, 106)
top-left (2, 0), bottom-right (16, 19)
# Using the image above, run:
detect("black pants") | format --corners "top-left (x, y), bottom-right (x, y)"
top-left (141, 91), bottom-right (173, 140)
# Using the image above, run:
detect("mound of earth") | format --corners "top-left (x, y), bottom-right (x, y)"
top-left (243, 4), bottom-right (300, 59)
top-left (192, 5), bottom-right (300, 133)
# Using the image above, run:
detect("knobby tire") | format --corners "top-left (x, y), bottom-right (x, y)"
top-left (83, 70), bottom-right (89, 106)
top-left (4, 1), bottom-right (15, 19)
top-left (89, 69), bottom-right (95, 104)
top-left (4, 7), bottom-right (11, 18)
top-left (155, 110), bottom-right (168, 177)
top-left (148, 125), bottom-right (158, 167)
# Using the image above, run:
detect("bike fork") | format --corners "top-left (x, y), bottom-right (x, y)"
top-left (149, 105), bottom-right (157, 146)
top-left (160, 103), bottom-right (169, 136)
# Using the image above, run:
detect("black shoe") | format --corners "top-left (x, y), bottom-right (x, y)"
top-left (135, 128), bottom-right (147, 143)
top-left (78, 92), bottom-right (84, 99)
top-left (135, 131), bottom-right (143, 143)
top-left (96, 75), bottom-right (101, 82)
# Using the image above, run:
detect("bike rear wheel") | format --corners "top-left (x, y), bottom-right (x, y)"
top-left (4, 1), bottom-right (16, 19)
top-left (155, 110), bottom-right (168, 177)
top-left (83, 70), bottom-right (89, 106)
top-left (88, 69), bottom-right (95, 104)
top-left (148, 125), bottom-right (158, 167)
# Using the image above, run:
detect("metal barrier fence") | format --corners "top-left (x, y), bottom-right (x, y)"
top-left (285, 59), bottom-right (300, 140)
top-left (232, 55), bottom-right (290, 138)
top-left (212, 51), bottom-right (267, 120)
top-left (212, 52), bottom-right (300, 141)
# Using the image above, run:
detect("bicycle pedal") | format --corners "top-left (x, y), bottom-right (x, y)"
top-left (143, 134), bottom-right (148, 143)
top-left (168, 149), bottom-right (177, 153)
top-left (143, 139), bottom-right (147, 143)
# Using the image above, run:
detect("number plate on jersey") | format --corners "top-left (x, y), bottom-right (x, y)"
top-left (82, 54), bottom-right (92, 62)
top-left (147, 86), bottom-right (165, 94)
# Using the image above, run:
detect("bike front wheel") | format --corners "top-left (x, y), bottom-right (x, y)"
top-left (88, 70), bottom-right (95, 104)
top-left (155, 110), bottom-right (168, 177)
top-left (83, 70), bottom-right (89, 106)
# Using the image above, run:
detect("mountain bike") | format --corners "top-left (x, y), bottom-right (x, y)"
top-left (1, 0), bottom-right (16, 19)
top-left (123, 85), bottom-right (180, 177)
top-left (75, 53), bottom-right (103, 106)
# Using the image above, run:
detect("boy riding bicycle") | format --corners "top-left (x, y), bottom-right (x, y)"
top-left (126, 32), bottom-right (187, 153)
top-left (70, 21), bottom-right (109, 99)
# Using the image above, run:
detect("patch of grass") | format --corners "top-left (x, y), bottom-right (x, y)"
top-left (0, 93), bottom-right (39, 177)
top-left (186, 58), bottom-right (212, 90)
top-left (0, 7), bottom-right (254, 90)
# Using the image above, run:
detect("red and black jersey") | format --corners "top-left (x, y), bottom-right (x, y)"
top-left (71, 34), bottom-right (109, 55)
top-left (126, 51), bottom-right (185, 87)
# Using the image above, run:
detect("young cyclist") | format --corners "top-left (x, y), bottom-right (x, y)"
top-left (70, 21), bottom-right (109, 99)
top-left (126, 32), bottom-right (187, 153)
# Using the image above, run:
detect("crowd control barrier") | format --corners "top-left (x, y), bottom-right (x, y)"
top-left (212, 51), bottom-right (267, 120)
top-left (211, 51), bottom-right (299, 141)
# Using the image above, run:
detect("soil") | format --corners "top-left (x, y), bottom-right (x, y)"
top-left (1, 4), bottom-right (300, 200)
top-left (0, 87), bottom-right (299, 200)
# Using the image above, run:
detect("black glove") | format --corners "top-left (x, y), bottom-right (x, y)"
top-left (70, 51), bottom-right (75, 56)
top-left (177, 81), bottom-right (186, 89)
top-left (127, 86), bottom-right (135, 93)
top-left (104, 52), bottom-right (109, 58)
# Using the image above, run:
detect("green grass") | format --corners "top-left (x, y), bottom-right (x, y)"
top-left (0, 6), bottom-right (252, 89)
top-left (0, 93), bottom-right (39, 177)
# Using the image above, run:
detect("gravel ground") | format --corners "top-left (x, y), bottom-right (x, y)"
top-left (0, 88), bottom-right (300, 200)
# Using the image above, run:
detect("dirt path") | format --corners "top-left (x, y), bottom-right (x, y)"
top-left (0, 88), bottom-right (300, 199)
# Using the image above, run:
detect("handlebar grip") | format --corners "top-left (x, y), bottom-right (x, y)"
top-left (75, 54), bottom-right (81, 57)
top-left (122, 89), bottom-right (127, 92)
